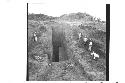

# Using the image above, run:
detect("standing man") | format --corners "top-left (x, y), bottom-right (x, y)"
top-left (88, 40), bottom-right (93, 51)
top-left (78, 32), bottom-right (82, 39)
top-left (33, 32), bottom-right (37, 42)
top-left (83, 36), bottom-right (88, 42)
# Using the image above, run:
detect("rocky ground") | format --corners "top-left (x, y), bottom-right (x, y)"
top-left (27, 12), bottom-right (106, 81)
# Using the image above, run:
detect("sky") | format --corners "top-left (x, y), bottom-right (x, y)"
top-left (28, 0), bottom-right (106, 21)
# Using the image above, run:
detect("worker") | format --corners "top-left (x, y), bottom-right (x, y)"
top-left (83, 36), bottom-right (88, 42)
top-left (88, 41), bottom-right (93, 51)
top-left (33, 32), bottom-right (37, 42)
top-left (78, 32), bottom-right (82, 39)
top-left (91, 51), bottom-right (99, 59)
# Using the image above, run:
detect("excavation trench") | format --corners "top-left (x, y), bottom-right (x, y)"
top-left (52, 26), bottom-right (68, 62)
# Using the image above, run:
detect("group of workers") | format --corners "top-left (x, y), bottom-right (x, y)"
top-left (78, 32), bottom-right (99, 60)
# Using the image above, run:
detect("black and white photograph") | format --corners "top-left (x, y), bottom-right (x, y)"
top-left (2, 0), bottom-right (125, 83)
top-left (27, 1), bottom-right (108, 81)
top-left (2, 0), bottom-right (125, 82)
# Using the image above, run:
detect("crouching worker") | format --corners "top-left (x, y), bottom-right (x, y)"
top-left (91, 51), bottom-right (99, 60)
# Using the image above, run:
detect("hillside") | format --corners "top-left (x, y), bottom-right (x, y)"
top-left (59, 12), bottom-right (93, 21)
top-left (28, 13), bottom-right (57, 21)
top-left (27, 12), bottom-right (106, 81)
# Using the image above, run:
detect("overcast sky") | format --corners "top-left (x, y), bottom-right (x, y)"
top-left (28, 0), bottom-right (106, 21)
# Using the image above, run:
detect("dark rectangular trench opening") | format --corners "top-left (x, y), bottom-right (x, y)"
top-left (52, 45), bottom-right (59, 62)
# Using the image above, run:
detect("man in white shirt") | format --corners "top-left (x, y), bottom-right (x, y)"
top-left (33, 32), bottom-right (37, 41)
top-left (88, 41), bottom-right (92, 51)
top-left (83, 36), bottom-right (88, 42)
top-left (91, 51), bottom-right (99, 60)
